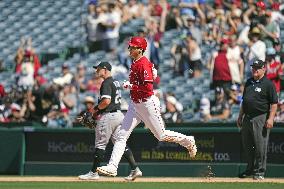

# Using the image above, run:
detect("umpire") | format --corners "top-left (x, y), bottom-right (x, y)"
top-left (78, 62), bottom-right (142, 181)
top-left (237, 59), bottom-right (278, 180)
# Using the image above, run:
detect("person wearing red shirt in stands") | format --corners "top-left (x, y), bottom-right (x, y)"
top-left (209, 38), bottom-right (232, 95)
top-left (15, 50), bottom-right (41, 77)
top-left (0, 84), bottom-right (6, 98)
top-left (265, 47), bottom-right (283, 95)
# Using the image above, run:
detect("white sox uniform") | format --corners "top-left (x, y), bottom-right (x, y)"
top-left (79, 62), bottom-right (142, 181)
top-left (101, 56), bottom-right (197, 171)
top-left (95, 77), bottom-right (123, 150)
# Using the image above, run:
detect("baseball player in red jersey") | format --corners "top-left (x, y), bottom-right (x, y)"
top-left (96, 36), bottom-right (197, 177)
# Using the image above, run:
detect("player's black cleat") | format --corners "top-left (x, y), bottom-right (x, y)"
top-left (238, 171), bottom-right (253, 178)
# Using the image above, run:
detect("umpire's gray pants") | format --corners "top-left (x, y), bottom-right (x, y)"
top-left (95, 111), bottom-right (124, 150)
top-left (241, 113), bottom-right (270, 176)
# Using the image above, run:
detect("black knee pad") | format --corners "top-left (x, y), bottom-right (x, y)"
top-left (94, 148), bottom-right (105, 161)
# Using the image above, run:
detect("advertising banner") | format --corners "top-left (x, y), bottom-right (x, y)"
top-left (25, 130), bottom-right (284, 163)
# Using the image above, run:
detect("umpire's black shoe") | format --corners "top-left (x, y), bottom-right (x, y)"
top-left (238, 171), bottom-right (252, 178)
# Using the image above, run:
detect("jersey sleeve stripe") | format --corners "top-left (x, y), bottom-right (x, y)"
top-left (101, 95), bottom-right (111, 99)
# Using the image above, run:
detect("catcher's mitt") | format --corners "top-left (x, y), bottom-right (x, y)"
top-left (77, 111), bottom-right (97, 129)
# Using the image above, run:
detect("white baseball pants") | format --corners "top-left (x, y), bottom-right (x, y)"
top-left (108, 95), bottom-right (193, 169)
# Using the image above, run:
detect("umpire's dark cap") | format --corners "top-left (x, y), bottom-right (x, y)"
top-left (93, 61), bottom-right (112, 71)
top-left (250, 59), bottom-right (265, 68)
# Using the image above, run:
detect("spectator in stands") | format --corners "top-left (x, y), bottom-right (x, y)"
top-left (46, 103), bottom-right (73, 128)
top-left (85, 2), bottom-right (105, 52)
top-left (147, 0), bottom-right (170, 18)
top-left (121, 0), bottom-right (143, 23)
top-left (227, 35), bottom-right (244, 85)
top-left (178, 0), bottom-right (197, 22)
top-left (0, 59), bottom-right (7, 72)
top-left (209, 38), bottom-right (232, 95)
top-left (101, 2), bottom-right (122, 53)
top-left (236, 23), bottom-right (250, 46)
top-left (186, 32), bottom-right (202, 78)
top-left (83, 96), bottom-right (95, 112)
top-left (29, 84), bottom-right (61, 123)
top-left (259, 11), bottom-right (280, 48)
top-left (137, 28), bottom-right (151, 63)
top-left (60, 84), bottom-right (77, 114)
top-left (5, 88), bottom-right (20, 105)
top-left (165, 5), bottom-right (181, 31)
top-left (181, 15), bottom-right (203, 46)
top-left (162, 95), bottom-right (183, 123)
top-left (86, 75), bottom-right (103, 95)
top-left (208, 87), bottom-right (231, 121)
top-left (26, 51), bottom-right (41, 78)
top-left (117, 37), bottom-right (133, 70)
top-left (72, 64), bottom-right (88, 92)
top-left (16, 53), bottom-right (35, 91)
top-left (275, 99), bottom-right (284, 123)
top-left (166, 92), bottom-right (183, 112)
top-left (0, 84), bottom-right (6, 99)
top-left (76, 96), bottom-right (95, 124)
top-left (248, 28), bottom-right (264, 50)
top-left (45, 105), bottom-right (62, 127)
top-left (170, 39), bottom-right (189, 76)
top-left (202, 10), bottom-right (218, 45)
top-left (245, 27), bottom-right (266, 79)
top-left (144, 18), bottom-right (161, 69)
top-left (228, 84), bottom-right (242, 106)
top-left (15, 38), bottom-right (41, 77)
top-left (270, 2), bottom-right (284, 23)
top-left (53, 63), bottom-right (73, 87)
top-left (265, 47), bottom-right (283, 95)
top-left (273, 39), bottom-right (284, 64)
top-left (199, 96), bottom-right (210, 122)
top-left (14, 47), bottom-right (24, 73)
top-left (145, 1), bottom-right (168, 69)
top-left (19, 90), bottom-right (34, 121)
top-left (243, 1), bottom-right (267, 33)
top-left (226, 0), bottom-right (244, 36)
top-left (238, 1), bottom-right (263, 45)
top-left (211, 1), bottom-right (227, 39)
top-left (0, 96), bottom-right (12, 122)
top-left (8, 103), bottom-right (26, 122)
top-left (34, 69), bottom-right (47, 91)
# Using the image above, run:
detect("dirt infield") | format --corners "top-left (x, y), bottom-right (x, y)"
top-left (0, 176), bottom-right (283, 183)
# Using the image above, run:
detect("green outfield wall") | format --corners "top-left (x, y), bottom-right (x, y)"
top-left (0, 123), bottom-right (284, 177)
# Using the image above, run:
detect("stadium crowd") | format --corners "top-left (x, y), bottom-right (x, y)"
top-left (0, 0), bottom-right (284, 127)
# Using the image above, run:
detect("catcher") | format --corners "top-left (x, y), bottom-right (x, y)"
top-left (77, 62), bottom-right (142, 181)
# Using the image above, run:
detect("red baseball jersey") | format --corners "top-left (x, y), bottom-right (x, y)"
top-left (129, 56), bottom-right (154, 103)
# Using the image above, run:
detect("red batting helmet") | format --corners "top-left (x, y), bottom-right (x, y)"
top-left (128, 36), bottom-right (147, 51)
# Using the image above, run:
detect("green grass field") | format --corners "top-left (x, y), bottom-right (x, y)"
top-left (0, 182), bottom-right (283, 189)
